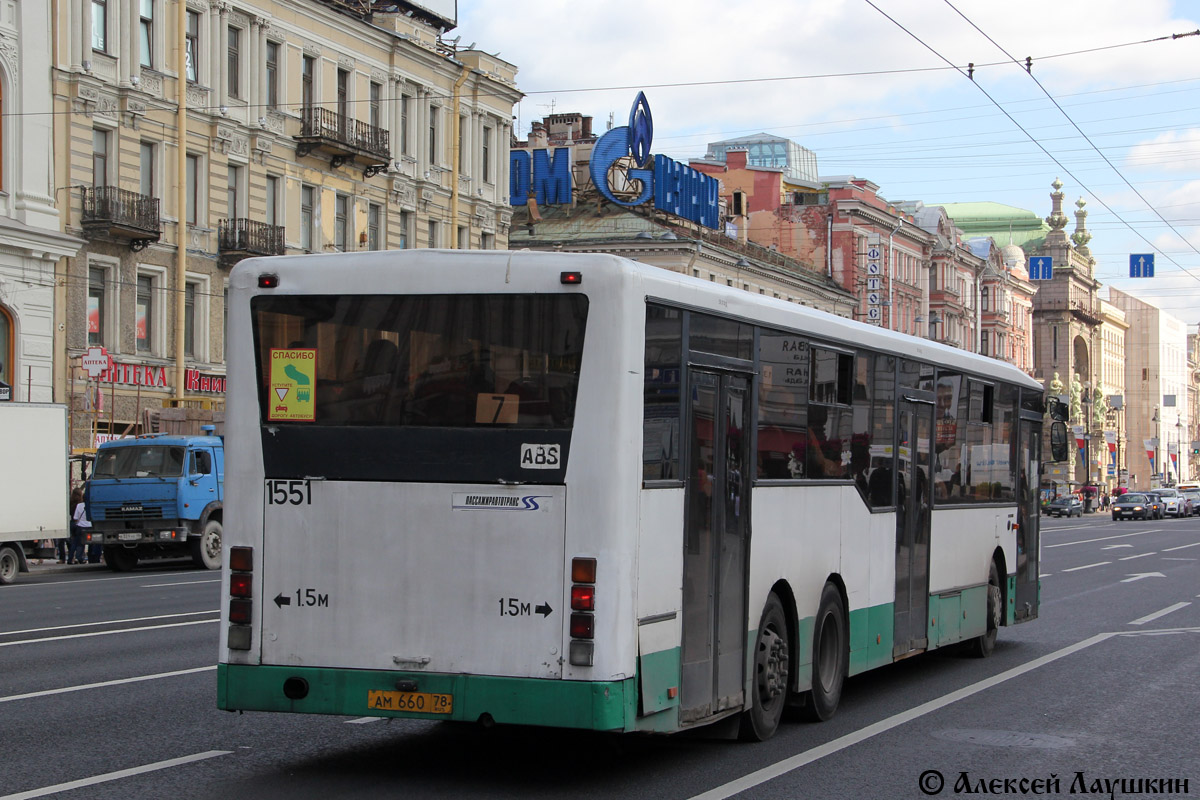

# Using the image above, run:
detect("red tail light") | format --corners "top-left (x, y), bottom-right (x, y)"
top-left (230, 573), bottom-right (253, 598)
top-left (569, 613), bottom-right (594, 639)
top-left (229, 599), bottom-right (252, 624)
top-left (571, 585), bottom-right (595, 611)
top-left (227, 546), bottom-right (253, 651)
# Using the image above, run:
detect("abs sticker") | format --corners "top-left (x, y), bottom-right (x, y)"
top-left (520, 443), bottom-right (560, 470)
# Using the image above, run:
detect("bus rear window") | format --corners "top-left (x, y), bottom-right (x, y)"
top-left (252, 294), bottom-right (588, 429)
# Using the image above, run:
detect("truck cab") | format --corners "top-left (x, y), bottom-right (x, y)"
top-left (87, 432), bottom-right (224, 571)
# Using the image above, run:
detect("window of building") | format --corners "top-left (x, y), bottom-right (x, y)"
top-left (185, 10), bottom-right (199, 82)
top-left (265, 41), bottom-right (279, 109)
top-left (92, 0), bottom-right (108, 52)
top-left (185, 153), bottom-right (199, 225)
top-left (980, 333), bottom-right (989, 357)
top-left (88, 267), bottom-right (107, 347)
top-left (227, 26), bottom-right (240, 98)
top-left (367, 203), bottom-right (381, 251)
top-left (482, 125), bottom-right (492, 183)
top-left (92, 129), bottom-right (108, 186)
top-left (457, 225), bottom-right (467, 250)
top-left (981, 286), bottom-right (989, 311)
top-left (301, 55), bottom-right (315, 109)
top-left (334, 194), bottom-right (349, 252)
top-left (400, 94), bottom-right (410, 156)
top-left (481, 232), bottom-right (494, 250)
top-left (337, 68), bottom-right (349, 121)
top-left (136, 275), bottom-right (153, 353)
top-left (458, 117), bottom-right (466, 172)
top-left (139, 0), bottom-right (154, 67)
top-left (427, 219), bottom-right (438, 248)
top-left (0, 306), bottom-right (11, 397)
top-left (139, 141), bottom-right (155, 198)
top-left (184, 282), bottom-right (196, 357)
top-left (227, 165), bottom-right (241, 219)
top-left (428, 106), bottom-right (438, 165)
top-left (398, 211), bottom-right (410, 249)
top-left (369, 82), bottom-right (381, 130)
top-left (265, 175), bottom-right (279, 227)
top-left (300, 185), bottom-right (314, 252)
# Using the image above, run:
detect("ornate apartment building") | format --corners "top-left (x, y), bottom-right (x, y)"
top-left (53, 0), bottom-right (520, 447)
top-left (0, 1), bottom-right (84, 403)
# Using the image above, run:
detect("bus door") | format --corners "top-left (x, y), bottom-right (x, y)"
top-left (894, 396), bottom-right (934, 658)
top-left (1014, 416), bottom-right (1041, 621)
top-left (680, 369), bottom-right (751, 723)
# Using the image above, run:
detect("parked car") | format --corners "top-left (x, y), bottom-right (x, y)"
top-left (1045, 496), bottom-right (1084, 517)
top-left (1151, 488), bottom-right (1187, 518)
top-left (1183, 490), bottom-right (1200, 517)
top-left (1112, 493), bottom-right (1162, 521)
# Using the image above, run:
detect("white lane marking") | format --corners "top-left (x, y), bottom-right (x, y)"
top-left (1118, 552), bottom-right (1156, 561)
top-left (1, 611), bottom-right (219, 637)
top-left (1046, 529), bottom-right (1162, 548)
top-left (142, 580), bottom-right (222, 587)
top-left (685, 632), bottom-right (1115, 800)
top-left (0, 750), bottom-right (231, 800)
top-left (1, 571), bottom-right (206, 589)
top-left (1102, 544), bottom-right (1134, 550)
top-left (1039, 573), bottom-right (1052, 578)
top-left (1129, 602), bottom-right (1192, 626)
top-left (1062, 561), bottom-right (1111, 572)
top-left (1162, 557), bottom-right (1197, 561)
top-left (1163, 542), bottom-right (1200, 552)
top-left (0, 666), bottom-right (216, 704)
top-left (345, 717), bottom-right (383, 724)
top-left (0, 619), bottom-right (217, 648)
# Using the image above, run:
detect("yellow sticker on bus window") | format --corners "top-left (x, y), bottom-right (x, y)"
top-left (268, 348), bottom-right (317, 421)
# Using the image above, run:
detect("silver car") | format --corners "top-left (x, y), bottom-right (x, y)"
top-left (1153, 489), bottom-right (1186, 517)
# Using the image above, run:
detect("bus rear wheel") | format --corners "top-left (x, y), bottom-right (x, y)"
top-left (969, 561), bottom-right (1001, 658)
top-left (739, 592), bottom-right (790, 741)
top-left (801, 582), bottom-right (847, 722)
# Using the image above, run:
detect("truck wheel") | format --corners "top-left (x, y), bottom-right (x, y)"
top-left (0, 545), bottom-right (20, 585)
top-left (191, 519), bottom-right (222, 570)
top-left (104, 545), bottom-right (139, 572)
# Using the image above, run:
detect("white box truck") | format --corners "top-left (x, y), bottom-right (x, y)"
top-left (0, 403), bottom-right (69, 584)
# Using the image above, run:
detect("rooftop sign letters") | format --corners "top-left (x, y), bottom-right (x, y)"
top-left (510, 148), bottom-right (572, 207)
top-left (590, 92), bottom-right (721, 229)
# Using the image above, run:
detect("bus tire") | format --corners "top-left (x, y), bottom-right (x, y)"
top-left (105, 545), bottom-right (138, 572)
top-left (738, 592), bottom-right (790, 741)
top-left (801, 582), bottom-right (847, 722)
top-left (0, 545), bottom-right (20, 585)
top-left (969, 561), bottom-right (1001, 658)
top-left (191, 519), bottom-right (223, 570)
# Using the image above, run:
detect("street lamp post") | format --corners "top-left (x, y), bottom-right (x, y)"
top-left (1152, 406), bottom-right (1160, 489)
top-left (1177, 418), bottom-right (1183, 485)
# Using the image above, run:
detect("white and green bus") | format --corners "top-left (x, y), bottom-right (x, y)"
top-left (218, 250), bottom-right (1054, 740)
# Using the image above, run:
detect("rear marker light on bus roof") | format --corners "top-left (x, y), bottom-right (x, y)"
top-left (258, 274), bottom-right (279, 289)
top-left (560, 271), bottom-right (582, 285)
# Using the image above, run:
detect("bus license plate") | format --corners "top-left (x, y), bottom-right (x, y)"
top-left (118, 533), bottom-right (142, 541)
top-left (367, 690), bottom-right (453, 714)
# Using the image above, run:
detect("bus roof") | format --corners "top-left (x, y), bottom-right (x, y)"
top-left (233, 249), bottom-right (1043, 393)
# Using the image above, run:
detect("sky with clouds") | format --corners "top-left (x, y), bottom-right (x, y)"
top-left (454, 0), bottom-right (1200, 324)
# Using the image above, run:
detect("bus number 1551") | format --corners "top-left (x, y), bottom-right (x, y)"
top-left (266, 479), bottom-right (312, 506)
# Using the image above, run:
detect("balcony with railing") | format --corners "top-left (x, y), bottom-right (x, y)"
top-left (80, 187), bottom-right (161, 251)
top-left (218, 218), bottom-right (286, 266)
top-left (295, 106), bottom-right (390, 179)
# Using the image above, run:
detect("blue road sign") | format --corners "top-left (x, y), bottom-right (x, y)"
top-left (1130, 253), bottom-right (1155, 278)
top-left (1029, 256), bottom-right (1053, 280)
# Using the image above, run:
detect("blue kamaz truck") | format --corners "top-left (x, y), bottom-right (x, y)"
top-left (86, 428), bottom-right (224, 571)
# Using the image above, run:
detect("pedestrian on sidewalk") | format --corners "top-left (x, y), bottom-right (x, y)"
top-left (69, 487), bottom-right (90, 565)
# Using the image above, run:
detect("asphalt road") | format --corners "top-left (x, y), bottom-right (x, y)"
top-left (1, 514), bottom-right (1197, 800)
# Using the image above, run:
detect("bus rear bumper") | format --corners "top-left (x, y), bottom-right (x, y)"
top-left (217, 662), bottom-right (634, 732)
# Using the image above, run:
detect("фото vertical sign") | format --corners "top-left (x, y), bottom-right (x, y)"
top-left (864, 237), bottom-right (883, 324)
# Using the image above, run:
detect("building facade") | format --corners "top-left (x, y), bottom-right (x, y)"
top-left (1109, 287), bottom-right (1189, 488)
top-left (1098, 299), bottom-right (1129, 490)
top-left (53, 0), bottom-right (520, 448)
top-left (0, 0), bottom-right (84, 403)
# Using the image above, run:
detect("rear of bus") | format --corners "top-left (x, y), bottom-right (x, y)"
top-left (217, 251), bottom-right (644, 732)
